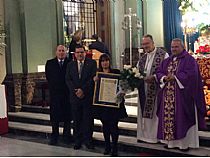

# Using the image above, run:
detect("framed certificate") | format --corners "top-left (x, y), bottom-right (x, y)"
top-left (93, 72), bottom-right (120, 108)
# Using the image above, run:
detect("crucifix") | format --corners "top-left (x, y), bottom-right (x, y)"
top-left (122, 8), bottom-right (141, 67)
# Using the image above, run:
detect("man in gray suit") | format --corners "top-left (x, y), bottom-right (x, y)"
top-left (65, 44), bottom-right (97, 150)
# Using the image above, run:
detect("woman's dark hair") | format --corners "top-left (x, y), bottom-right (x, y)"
top-left (98, 53), bottom-right (111, 72)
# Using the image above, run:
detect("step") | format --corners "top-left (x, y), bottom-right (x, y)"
top-left (8, 111), bottom-right (210, 145)
top-left (20, 105), bottom-right (138, 123)
top-left (124, 90), bottom-right (138, 99)
top-left (21, 105), bottom-right (50, 114)
top-left (8, 121), bottom-right (210, 156)
top-left (19, 105), bottom-right (210, 129)
top-left (8, 111), bottom-right (137, 137)
top-left (125, 102), bottom-right (138, 106)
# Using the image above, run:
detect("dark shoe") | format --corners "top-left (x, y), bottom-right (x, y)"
top-left (74, 144), bottom-right (82, 150)
top-left (111, 147), bottom-right (118, 156)
top-left (137, 139), bottom-right (145, 143)
top-left (85, 143), bottom-right (95, 149)
top-left (178, 148), bottom-right (190, 152)
top-left (63, 136), bottom-right (72, 145)
top-left (111, 150), bottom-right (118, 157)
top-left (103, 148), bottom-right (111, 155)
top-left (164, 145), bottom-right (170, 149)
top-left (48, 138), bottom-right (57, 145)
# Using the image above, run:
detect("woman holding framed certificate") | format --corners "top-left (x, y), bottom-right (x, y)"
top-left (93, 54), bottom-right (128, 156)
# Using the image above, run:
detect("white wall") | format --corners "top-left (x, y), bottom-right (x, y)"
top-left (144, 0), bottom-right (164, 47)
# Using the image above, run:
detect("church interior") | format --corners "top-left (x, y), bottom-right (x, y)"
top-left (0, 0), bottom-right (210, 156)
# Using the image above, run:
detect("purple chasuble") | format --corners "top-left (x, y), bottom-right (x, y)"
top-left (156, 50), bottom-right (206, 140)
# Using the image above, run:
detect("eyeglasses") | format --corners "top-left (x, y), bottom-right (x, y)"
top-left (141, 42), bottom-right (151, 46)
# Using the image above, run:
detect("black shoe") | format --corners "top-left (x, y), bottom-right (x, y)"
top-left (85, 143), bottom-right (95, 149)
top-left (48, 138), bottom-right (57, 145)
top-left (103, 148), bottom-right (111, 155)
top-left (164, 145), bottom-right (170, 149)
top-left (178, 148), bottom-right (190, 152)
top-left (74, 144), bottom-right (82, 150)
top-left (137, 139), bottom-right (144, 143)
top-left (63, 136), bottom-right (72, 145)
top-left (111, 147), bottom-right (118, 156)
top-left (111, 150), bottom-right (118, 157)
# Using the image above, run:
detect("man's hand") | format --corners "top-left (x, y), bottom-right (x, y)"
top-left (144, 75), bottom-right (155, 83)
top-left (75, 88), bottom-right (85, 99)
top-left (164, 74), bottom-right (175, 82)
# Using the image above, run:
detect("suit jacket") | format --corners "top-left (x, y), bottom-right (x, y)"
top-left (65, 57), bottom-right (97, 106)
top-left (45, 57), bottom-right (71, 121)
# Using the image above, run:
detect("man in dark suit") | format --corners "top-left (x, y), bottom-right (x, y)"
top-left (65, 44), bottom-right (97, 150)
top-left (45, 45), bottom-right (72, 145)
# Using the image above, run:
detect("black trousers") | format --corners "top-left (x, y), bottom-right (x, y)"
top-left (72, 103), bottom-right (93, 145)
top-left (51, 121), bottom-right (71, 139)
top-left (101, 119), bottom-right (119, 149)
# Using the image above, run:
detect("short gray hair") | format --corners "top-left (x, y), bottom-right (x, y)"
top-left (172, 38), bottom-right (184, 48)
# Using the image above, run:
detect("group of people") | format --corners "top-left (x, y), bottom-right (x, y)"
top-left (45, 42), bottom-right (125, 156)
top-left (45, 33), bottom-right (207, 156)
top-left (137, 34), bottom-right (206, 151)
top-left (68, 31), bottom-right (110, 60)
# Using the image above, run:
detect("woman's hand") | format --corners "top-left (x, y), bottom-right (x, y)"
top-left (93, 76), bottom-right (99, 82)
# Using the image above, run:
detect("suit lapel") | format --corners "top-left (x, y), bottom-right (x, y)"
top-left (53, 58), bottom-right (61, 71)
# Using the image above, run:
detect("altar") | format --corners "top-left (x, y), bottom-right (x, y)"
top-left (0, 85), bottom-right (8, 135)
top-left (196, 57), bottom-right (210, 118)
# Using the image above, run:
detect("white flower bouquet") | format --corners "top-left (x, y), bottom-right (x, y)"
top-left (115, 65), bottom-right (146, 104)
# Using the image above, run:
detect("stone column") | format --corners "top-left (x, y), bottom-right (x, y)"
top-left (0, 0), bottom-right (6, 83)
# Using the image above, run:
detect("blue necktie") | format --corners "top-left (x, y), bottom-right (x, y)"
top-left (59, 60), bottom-right (63, 68)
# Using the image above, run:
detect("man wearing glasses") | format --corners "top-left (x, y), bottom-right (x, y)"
top-left (137, 34), bottom-right (169, 144)
top-left (65, 44), bottom-right (97, 150)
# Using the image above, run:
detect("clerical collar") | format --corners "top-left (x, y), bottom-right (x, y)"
top-left (173, 57), bottom-right (177, 61)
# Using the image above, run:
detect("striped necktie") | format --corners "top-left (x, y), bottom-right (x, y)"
top-left (79, 62), bottom-right (83, 78)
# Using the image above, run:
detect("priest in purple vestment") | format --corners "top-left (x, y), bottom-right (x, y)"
top-left (156, 38), bottom-right (206, 151)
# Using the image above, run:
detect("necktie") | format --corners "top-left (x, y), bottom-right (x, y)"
top-left (59, 60), bottom-right (63, 68)
top-left (79, 62), bottom-right (83, 78)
